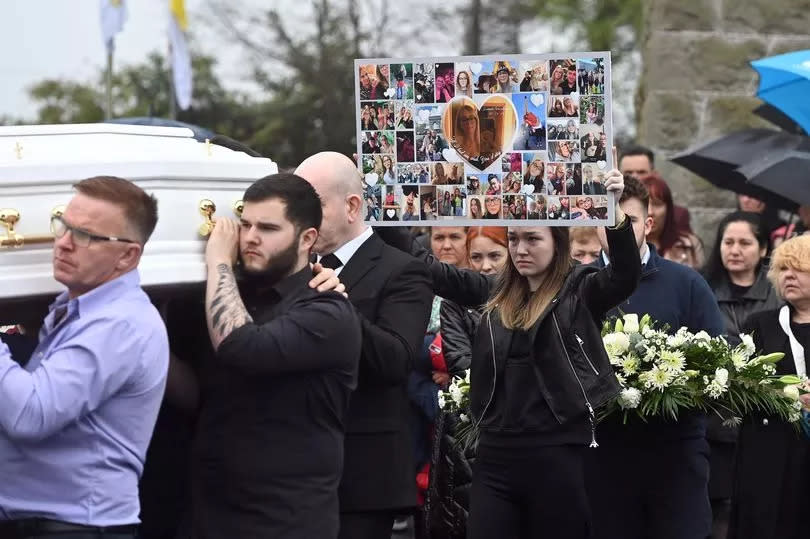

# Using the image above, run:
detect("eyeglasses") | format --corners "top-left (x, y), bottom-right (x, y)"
top-left (51, 215), bottom-right (137, 248)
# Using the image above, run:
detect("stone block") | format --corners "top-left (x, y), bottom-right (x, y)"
top-left (645, 33), bottom-right (767, 92)
top-left (723, 0), bottom-right (810, 35)
top-left (769, 37), bottom-right (810, 57)
top-left (638, 92), bottom-right (700, 150)
top-left (689, 207), bottom-right (733, 255)
top-left (648, 0), bottom-right (719, 31)
top-left (702, 96), bottom-right (776, 140)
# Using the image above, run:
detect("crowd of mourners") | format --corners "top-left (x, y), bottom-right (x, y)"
top-left (0, 145), bottom-right (809, 539)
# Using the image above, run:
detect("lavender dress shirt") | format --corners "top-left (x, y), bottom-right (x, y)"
top-left (0, 269), bottom-right (169, 526)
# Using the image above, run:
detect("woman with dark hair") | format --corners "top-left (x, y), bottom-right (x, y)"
top-left (382, 169), bottom-right (641, 538)
top-left (703, 211), bottom-right (782, 537)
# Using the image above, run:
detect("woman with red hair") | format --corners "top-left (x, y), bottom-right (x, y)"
top-left (641, 172), bottom-right (705, 269)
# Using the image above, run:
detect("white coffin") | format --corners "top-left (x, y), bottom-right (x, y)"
top-left (0, 123), bottom-right (277, 301)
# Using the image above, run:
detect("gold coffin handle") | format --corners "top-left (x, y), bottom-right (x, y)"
top-left (198, 199), bottom-right (217, 237)
top-left (233, 200), bottom-right (244, 219)
top-left (0, 206), bottom-right (65, 248)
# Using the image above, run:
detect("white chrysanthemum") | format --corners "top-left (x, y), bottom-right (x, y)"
top-left (621, 357), bottom-right (639, 375)
top-left (438, 393), bottom-right (446, 408)
top-left (618, 387), bottom-right (642, 409)
top-left (739, 334), bottom-right (756, 357)
top-left (784, 385), bottom-right (801, 401)
top-left (622, 314), bottom-right (640, 334)
top-left (667, 332), bottom-right (687, 348)
top-left (731, 351), bottom-right (747, 369)
top-left (640, 365), bottom-right (674, 390)
top-left (464, 369), bottom-right (471, 383)
top-left (615, 372), bottom-right (627, 386)
top-left (459, 413), bottom-right (469, 423)
top-left (603, 332), bottom-right (631, 356)
top-left (659, 349), bottom-right (686, 372)
top-left (642, 326), bottom-right (655, 338)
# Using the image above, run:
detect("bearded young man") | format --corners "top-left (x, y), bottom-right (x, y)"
top-left (190, 173), bottom-right (361, 539)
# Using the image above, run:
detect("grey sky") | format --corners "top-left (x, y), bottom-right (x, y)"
top-left (0, 0), bottom-right (257, 118)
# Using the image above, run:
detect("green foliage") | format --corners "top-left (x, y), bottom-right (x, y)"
top-left (532, 0), bottom-right (643, 59)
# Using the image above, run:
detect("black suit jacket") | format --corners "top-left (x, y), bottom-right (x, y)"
top-left (336, 232), bottom-right (433, 512)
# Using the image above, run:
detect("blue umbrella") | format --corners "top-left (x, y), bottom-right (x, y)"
top-left (751, 49), bottom-right (810, 135)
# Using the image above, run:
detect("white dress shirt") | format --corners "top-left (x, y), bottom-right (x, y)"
top-left (318, 227), bottom-right (374, 276)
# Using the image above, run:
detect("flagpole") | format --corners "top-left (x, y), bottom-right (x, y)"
top-left (105, 41), bottom-right (113, 120)
top-left (168, 39), bottom-right (176, 120)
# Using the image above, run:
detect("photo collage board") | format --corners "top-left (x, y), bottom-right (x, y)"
top-left (355, 53), bottom-right (615, 226)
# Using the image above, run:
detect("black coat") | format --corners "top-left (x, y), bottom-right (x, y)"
top-left (729, 308), bottom-right (810, 539)
top-left (406, 219), bottom-right (641, 432)
top-left (337, 233), bottom-right (434, 512)
top-left (712, 267), bottom-right (782, 344)
top-left (439, 301), bottom-right (479, 376)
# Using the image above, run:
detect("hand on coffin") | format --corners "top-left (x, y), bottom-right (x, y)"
top-left (310, 263), bottom-right (347, 297)
top-left (205, 218), bottom-right (239, 267)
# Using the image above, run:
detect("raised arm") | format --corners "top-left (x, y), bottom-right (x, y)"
top-left (375, 228), bottom-right (492, 307)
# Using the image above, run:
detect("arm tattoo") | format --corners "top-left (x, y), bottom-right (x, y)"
top-left (206, 263), bottom-right (253, 349)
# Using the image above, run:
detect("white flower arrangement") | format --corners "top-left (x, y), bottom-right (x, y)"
top-left (601, 313), bottom-right (805, 425)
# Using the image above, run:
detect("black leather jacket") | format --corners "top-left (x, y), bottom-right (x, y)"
top-left (439, 300), bottom-right (479, 375)
top-left (403, 220), bottom-right (641, 443)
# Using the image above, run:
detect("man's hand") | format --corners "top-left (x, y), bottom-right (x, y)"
top-left (310, 263), bottom-right (347, 297)
top-left (432, 371), bottom-right (450, 389)
top-left (205, 218), bottom-right (240, 267)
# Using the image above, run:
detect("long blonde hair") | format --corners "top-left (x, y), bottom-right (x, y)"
top-left (486, 227), bottom-right (572, 330)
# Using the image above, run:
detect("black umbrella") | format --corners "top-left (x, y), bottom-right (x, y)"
top-left (736, 151), bottom-right (810, 206)
top-left (670, 128), bottom-right (802, 211)
top-left (752, 104), bottom-right (807, 135)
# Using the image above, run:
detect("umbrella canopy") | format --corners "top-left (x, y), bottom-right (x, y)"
top-left (752, 103), bottom-right (807, 135)
top-left (670, 128), bottom-right (802, 211)
top-left (104, 117), bottom-right (263, 157)
top-left (736, 151), bottom-right (810, 207)
top-left (751, 49), bottom-right (810, 135)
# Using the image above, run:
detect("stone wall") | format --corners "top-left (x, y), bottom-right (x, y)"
top-left (637, 0), bottom-right (810, 251)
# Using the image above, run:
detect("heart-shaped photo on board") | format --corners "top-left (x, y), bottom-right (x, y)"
top-left (521, 184), bottom-right (535, 194)
top-left (441, 96), bottom-right (517, 172)
top-left (596, 160), bottom-right (607, 170)
top-left (365, 172), bottom-right (379, 186)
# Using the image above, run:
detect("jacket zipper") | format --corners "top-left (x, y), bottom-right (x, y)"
top-left (553, 314), bottom-right (599, 448)
top-left (575, 334), bottom-right (599, 375)
top-left (473, 311), bottom-right (498, 431)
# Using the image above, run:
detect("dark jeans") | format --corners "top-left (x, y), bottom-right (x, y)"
top-left (467, 442), bottom-right (590, 539)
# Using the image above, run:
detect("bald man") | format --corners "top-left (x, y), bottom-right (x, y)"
top-left (295, 152), bottom-right (433, 539)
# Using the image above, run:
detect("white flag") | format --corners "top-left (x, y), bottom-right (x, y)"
top-left (169, 0), bottom-right (192, 110)
top-left (100, 0), bottom-right (127, 53)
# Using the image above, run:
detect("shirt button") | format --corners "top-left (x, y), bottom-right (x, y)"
top-left (762, 418), bottom-right (769, 426)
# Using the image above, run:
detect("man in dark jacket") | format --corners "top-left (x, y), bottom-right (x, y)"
top-left (588, 176), bottom-right (724, 539)
top-left (295, 152), bottom-right (433, 539)
top-left (192, 173), bottom-right (362, 539)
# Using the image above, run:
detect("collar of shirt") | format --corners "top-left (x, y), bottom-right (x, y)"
top-left (601, 243), bottom-right (650, 267)
top-left (271, 265), bottom-right (316, 299)
top-left (320, 226), bottom-right (373, 275)
top-left (43, 269), bottom-right (141, 337)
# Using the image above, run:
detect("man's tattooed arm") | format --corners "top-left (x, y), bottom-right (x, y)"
top-left (205, 263), bottom-right (253, 350)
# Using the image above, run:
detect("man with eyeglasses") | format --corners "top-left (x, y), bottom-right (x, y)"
top-left (0, 176), bottom-right (169, 539)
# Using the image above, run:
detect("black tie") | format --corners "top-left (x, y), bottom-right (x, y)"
top-left (319, 253), bottom-right (343, 270)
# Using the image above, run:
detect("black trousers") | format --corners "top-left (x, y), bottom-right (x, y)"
top-left (586, 436), bottom-right (711, 539)
top-left (467, 443), bottom-right (590, 539)
top-left (337, 511), bottom-right (396, 539)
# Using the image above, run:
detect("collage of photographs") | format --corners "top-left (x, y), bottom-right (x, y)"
top-left (356, 54), bottom-right (612, 225)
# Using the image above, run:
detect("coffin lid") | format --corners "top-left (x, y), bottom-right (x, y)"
top-left (0, 123), bottom-right (276, 183)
